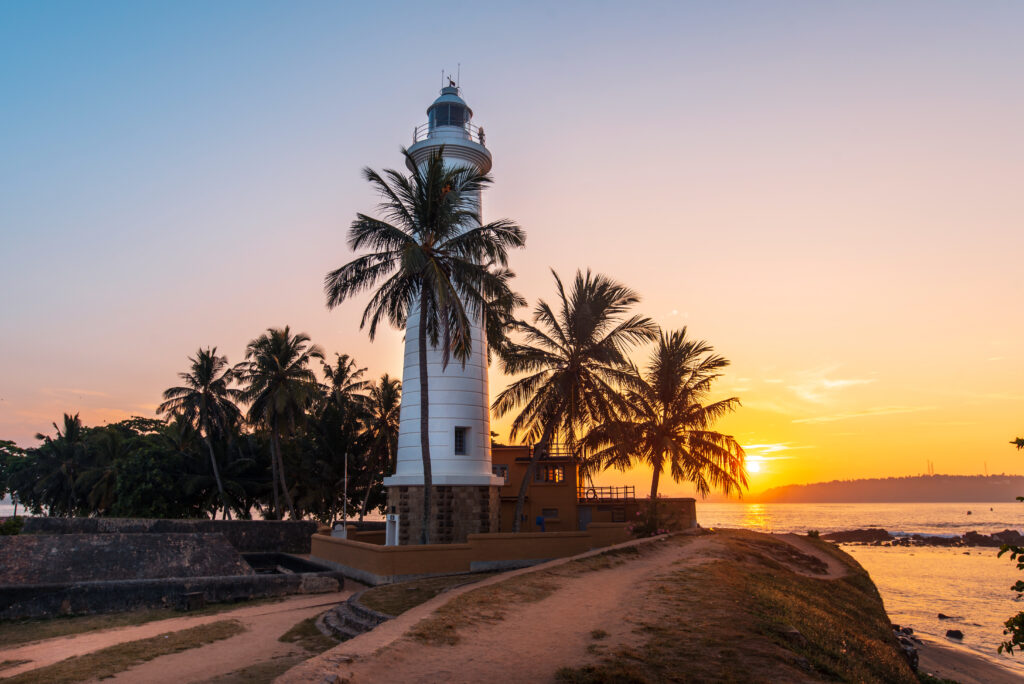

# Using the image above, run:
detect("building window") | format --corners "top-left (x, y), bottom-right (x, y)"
top-left (541, 508), bottom-right (559, 519)
top-left (535, 464), bottom-right (564, 483)
top-left (612, 508), bottom-right (626, 522)
top-left (492, 464), bottom-right (509, 484)
top-left (454, 427), bottom-right (468, 455)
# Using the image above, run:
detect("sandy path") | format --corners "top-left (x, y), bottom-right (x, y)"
top-left (280, 533), bottom-right (776, 683)
top-left (0, 592), bottom-right (351, 681)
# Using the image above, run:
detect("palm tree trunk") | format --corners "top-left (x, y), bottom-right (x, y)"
top-left (649, 462), bottom-right (661, 528)
top-left (275, 433), bottom-right (297, 519)
top-left (269, 420), bottom-right (280, 520)
top-left (418, 291), bottom-right (433, 545)
top-left (512, 422), bottom-right (556, 532)
top-left (205, 437), bottom-right (232, 520)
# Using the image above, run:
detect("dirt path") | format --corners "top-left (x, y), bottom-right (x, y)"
top-left (279, 532), bottom-right (844, 683)
top-left (0, 592), bottom-right (352, 682)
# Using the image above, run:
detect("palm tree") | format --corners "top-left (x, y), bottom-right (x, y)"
top-left (320, 353), bottom-right (370, 524)
top-left (361, 374), bottom-right (402, 518)
top-left (237, 326), bottom-right (324, 520)
top-left (493, 270), bottom-right (658, 531)
top-left (33, 413), bottom-right (88, 517)
top-left (324, 147), bottom-right (525, 543)
top-left (157, 347), bottom-right (242, 519)
top-left (587, 329), bottom-right (747, 509)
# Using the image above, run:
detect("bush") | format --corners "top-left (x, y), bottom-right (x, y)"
top-left (807, 530), bottom-right (820, 538)
top-left (0, 516), bottom-right (24, 535)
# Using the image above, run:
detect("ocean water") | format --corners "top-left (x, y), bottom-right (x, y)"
top-left (699, 502), bottom-right (1024, 675)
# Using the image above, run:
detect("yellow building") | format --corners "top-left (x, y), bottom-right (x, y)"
top-left (490, 445), bottom-right (696, 532)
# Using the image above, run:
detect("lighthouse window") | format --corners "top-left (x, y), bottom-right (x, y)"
top-left (454, 427), bottom-right (468, 455)
top-left (430, 104), bottom-right (468, 128)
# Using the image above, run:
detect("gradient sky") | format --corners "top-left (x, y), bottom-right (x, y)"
top-left (2, 1), bottom-right (1022, 497)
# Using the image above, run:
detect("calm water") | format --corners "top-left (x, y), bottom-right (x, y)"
top-left (700, 502), bottom-right (1024, 674)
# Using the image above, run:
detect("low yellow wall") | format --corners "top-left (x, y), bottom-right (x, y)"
top-left (311, 524), bottom-right (630, 585)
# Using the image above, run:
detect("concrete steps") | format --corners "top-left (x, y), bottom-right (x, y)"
top-left (318, 591), bottom-right (392, 641)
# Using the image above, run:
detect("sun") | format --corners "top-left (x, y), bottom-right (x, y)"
top-left (747, 459), bottom-right (762, 474)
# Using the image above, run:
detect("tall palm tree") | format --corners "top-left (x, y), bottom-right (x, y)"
top-left (157, 347), bottom-right (242, 519)
top-left (361, 374), bottom-right (402, 518)
top-left (34, 413), bottom-right (88, 517)
top-left (324, 147), bottom-right (525, 543)
top-left (493, 270), bottom-right (658, 531)
top-left (237, 326), bottom-right (324, 520)
top-left (319, 353), bottom-right (370, 523)
top-left (587, 329), bottom-right (747, 507)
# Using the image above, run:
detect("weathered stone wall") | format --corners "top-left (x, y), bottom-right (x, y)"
top-left (388, 485), bottom-right (500, 544)
top-left (0, 533), bottom-right (250, 584)
top-left (20, 518), bottom-right (317, 553)
top-left (0, 569), bottom-right (343, 620)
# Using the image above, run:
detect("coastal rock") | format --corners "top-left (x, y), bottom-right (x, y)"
top-left (963, 531), bottom-right (1000, 547)
top-left (992, 529), bottom-right (1024, 546)
top-left (822, 528), bottom-right (892, 543)
top-left (896, 635), bottom-right (919, 671)
top-left (946, 629), bottom-right (964, 640)
top-left (937, 613), bottom-right (953, 620)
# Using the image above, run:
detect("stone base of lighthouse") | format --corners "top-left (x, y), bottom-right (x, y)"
top-left (388, 485), bottom-right (500, 545)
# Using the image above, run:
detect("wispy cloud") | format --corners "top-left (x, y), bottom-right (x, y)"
top-left (741, 442), bottom-right (813, 460)
top-left (793, 405), bottom-right (934, 424)
top-left (787, 367), bottom-right (876, 404)
top-left (42, 388), bottom-right (109, 398)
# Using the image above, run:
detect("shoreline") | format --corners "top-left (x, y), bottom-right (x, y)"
top-left (915, 633), bottom-right (1024, 684)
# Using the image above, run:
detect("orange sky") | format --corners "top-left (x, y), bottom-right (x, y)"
top-left (2, 3), bottom-right (1022, 498)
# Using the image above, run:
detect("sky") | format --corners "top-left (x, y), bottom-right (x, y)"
top-left (2, 1), bottom-right (1022, 497)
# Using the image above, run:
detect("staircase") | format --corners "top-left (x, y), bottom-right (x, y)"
top-left (318, 591), bottom-right (393, 641)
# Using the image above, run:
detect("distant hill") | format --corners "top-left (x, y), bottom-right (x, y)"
top-left (753, 475), bottom-right (1024, 503)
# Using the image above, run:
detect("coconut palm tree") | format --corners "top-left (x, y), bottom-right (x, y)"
top-left (361, 374), bottom-right (402, 518)
top-left (492, 270), bottom-right (658, 531)
top-left (157, 347), bottom-right (242, 519)
top-left (33, 413), bottom-right (88, 517)
top-left (319, 353), bottom-right (371, 523)
top-left (237, 327), bottom-right (324, 520)
top-left (586, 329), bottom-right (747, 509)
top-left (324, 147), bottom-right (525, 543)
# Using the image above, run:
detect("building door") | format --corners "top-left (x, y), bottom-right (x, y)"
top-left (577, 506), bottom-right (593, 531)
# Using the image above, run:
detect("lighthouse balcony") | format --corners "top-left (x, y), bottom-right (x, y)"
top-left (413, 121), bottom-right (485, 146)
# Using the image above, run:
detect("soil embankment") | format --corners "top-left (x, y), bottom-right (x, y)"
top-left (279, 529), bottom-right (921, 683)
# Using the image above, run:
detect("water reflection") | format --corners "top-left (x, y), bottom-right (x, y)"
top-left (738, 503), bottom-right (769, 531)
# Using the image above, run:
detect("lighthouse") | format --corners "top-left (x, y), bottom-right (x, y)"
top-left (383, 84), bottom-right (503, 544)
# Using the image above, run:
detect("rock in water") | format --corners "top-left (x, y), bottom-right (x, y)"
top-left (946, 629), bottom-right (964, 640)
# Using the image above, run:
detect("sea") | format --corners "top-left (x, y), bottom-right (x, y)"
top-left (698, 502), bottom-right (1024, 676)
top-left (4, 500), bottom-right (1024, 674)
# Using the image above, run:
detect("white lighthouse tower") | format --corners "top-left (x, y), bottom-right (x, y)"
top-left (383, 84), bottom-right (503, 544)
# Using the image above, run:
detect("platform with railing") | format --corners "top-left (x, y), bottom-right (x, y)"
top-left (413, 121), bottom-right (486, 146)
top-left (577, 485), bottom-right (636, 502)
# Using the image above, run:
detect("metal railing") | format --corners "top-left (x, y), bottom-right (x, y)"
top-left (413, 121), bottom-right (486, 146)
top-left (577, 485), bottom-right (636, 502)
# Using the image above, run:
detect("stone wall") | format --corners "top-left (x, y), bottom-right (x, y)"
top-left (0, 571), bottom-right (343, 620)
top-left (0, 533), bottom-right (250, 584)
top-left (388, 485), bottom-right (500, 544)
top-left (20, 518), bottom-right (317, 553)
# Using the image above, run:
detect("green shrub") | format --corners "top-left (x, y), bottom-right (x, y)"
top-left (0, 516), bottom-right (24, 535)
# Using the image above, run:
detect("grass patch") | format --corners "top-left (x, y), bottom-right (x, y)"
top-left (555, 530), bottom-right (915, 683)
top-left (200, 656), bottom-right (308, 684)
top-left (0, 659), bottom-right (30, 671)
top-left (359, 572), bottom-right (500, 617)
top-left (278, 616), bottom-right (338, 653)
top-left (2, 619), bottom-right (246, 684)
top-left (406, 540), bottom-right (664, 646)
top-left (0, 596), bottom-right (285, 649)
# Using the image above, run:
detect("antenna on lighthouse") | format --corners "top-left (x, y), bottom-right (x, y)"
top-left (457, 63), bottom-right (461, 88)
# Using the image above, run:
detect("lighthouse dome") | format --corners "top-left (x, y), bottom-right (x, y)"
top-left (427, 86), bottom-right (473, 130)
